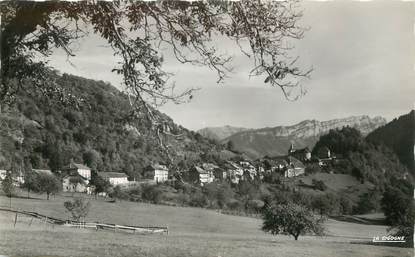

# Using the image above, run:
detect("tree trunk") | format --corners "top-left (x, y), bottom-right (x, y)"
top-left (47, 193), bottom-right (50, 200)
top-left (294, 235), bottom-right (299, 240)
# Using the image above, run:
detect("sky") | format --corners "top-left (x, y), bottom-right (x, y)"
top-left (49, 1), bottom-right (415, 131)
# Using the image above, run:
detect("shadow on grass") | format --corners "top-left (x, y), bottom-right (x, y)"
top-left (14, 195), bottom-right (46, 200)
top-left (330, 215), bottom-right (386, 226)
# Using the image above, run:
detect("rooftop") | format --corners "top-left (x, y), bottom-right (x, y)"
top-left (149, 164), bottom-right (168, 171)
top-left (98, 172), bottom-right (128, 179)
top-left (63, 163), bottom-right (91, 170)
top-left (32, 169), bottom-right (54, 175)
top-left (194, 166), bottom-right (210, 174)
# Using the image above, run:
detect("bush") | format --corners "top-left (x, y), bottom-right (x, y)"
top-left (109, 185), bottom-right (129, 201)
top-left (126, 186), bottom-right (142, 202)
top-left (246, 199), bottom-right (265, 213)
top-left (189, 191), bottom-right (208, 207)
top-left (1, 172), bottom-right (14, 198)
top-left (141, 184), bottom-right (163, 204)
top-left (227, 199), bottom-right (242, 210)
top-left (64, 197), bottom-right (91, 222)
top-left (305, 164), bottom-right (321, 175)
top-left (339, 195), bottom-right (353, 215)
top-left (176, 192), bottom-right (191, 206)
top-left (354, 190), bottom-right (381, 214)
top-left (312, 179), bottom-right (327, 191)
top-left (381, 184), bottom-right (414, 247)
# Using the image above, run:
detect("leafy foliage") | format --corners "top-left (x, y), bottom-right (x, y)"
top-left (21, 171), bottom-right (40, 197)
top-left (0, 73), bottom-right (219, 180)
top-left (312, 127), bottom-right (409, 186)
top-left (90, 173), bottom-right (111, 197)
top-left (262, 202), bottom-right (325, 240)
top-left (1, 0), bottom-right (310, 126)
top-left (312, 127), bottom-right (365, 156)
top-left (367, 110), bottom-right (415, 173)
top-left (1, 172), bottom-right (14, 197)
top-left (311, 179), bottom-right (327, 191)
top-left (381, 178), bottom-right (414, 247)
top-left (64, 197), bottom-right (91, 222)
top-left (37, 173), bottom-right (61, 200)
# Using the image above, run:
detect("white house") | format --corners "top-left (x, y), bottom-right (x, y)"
top-left (239, 161), bottom-right (257, 179)
top-left (285, 157), bottom-right (305, 178)
top-left (98, 172), bottom-right (129, 186)
top-left (62, 174), bottom-right (89, 193)
top-left (225, 161), bottom-right (244, 184)
top-left (0, 169), bottom-right (7, 180)
top-left (188, 166), bottom-right (214, 185)
top-left (62, 163), bottom-right (91, 180)
top-left (144, 164), bottom-right (169, 183)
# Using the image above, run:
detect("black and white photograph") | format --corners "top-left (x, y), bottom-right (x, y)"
top-left (0, 0), bottom-right (414, 256)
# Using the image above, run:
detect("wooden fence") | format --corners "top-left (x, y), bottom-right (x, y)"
top-left (0, 207), bottom-right (168, 234)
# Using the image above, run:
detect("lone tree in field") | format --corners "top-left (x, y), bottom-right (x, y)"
top-left (262, 202), bottom-right (325, 240)
top-left (22, 172), bottom-right (40, 198)
top-left (37, 173), bottom-right (61, 200)
top-left (1, 1), bottom-right (310, 129)
top-left (64, 197), bottom-right (91, 222)
top-left (1, 172), bottom-right (15, 207)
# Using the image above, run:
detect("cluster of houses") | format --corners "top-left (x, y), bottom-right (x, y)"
top-left (1, 144), bottom-right (337, 193)
top-left (0, 162), bottom-right (170, 194)
top-left (183, 143), bottom-right (334, 185)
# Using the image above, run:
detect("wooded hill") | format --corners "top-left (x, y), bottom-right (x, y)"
top-left (0, 72), bottom-right (221, 179)
top-left (366, 110), bottom-right (415, 174)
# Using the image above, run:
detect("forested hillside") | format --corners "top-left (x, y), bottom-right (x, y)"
top-left (366, 110), bottom-right (414, 173)
top-left (313, 127), bottom-right (410, 187)
top-left (0, 72), bottom-right (220, 179)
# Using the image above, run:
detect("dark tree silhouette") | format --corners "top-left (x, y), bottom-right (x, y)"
top-left (1, 1), bottom-right (310, 116)
top-left (37, 173), bottom-right (61, 200)
top-left (262, 202), bottom-right (325, 240)
top-left (90, 173), bottom-right (111, 198)
top-left (64, 197), bottom-right (91, 222)
top-left (1, 172), bottom-right (14, 207)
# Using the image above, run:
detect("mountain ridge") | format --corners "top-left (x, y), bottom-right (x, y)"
top-left (219, 115), bottom-right (387, 159)
top-left (197, 125), bottom-right (250, 141)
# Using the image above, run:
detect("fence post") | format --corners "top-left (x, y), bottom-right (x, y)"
top-left (13, 212), bottom-right (18, 227)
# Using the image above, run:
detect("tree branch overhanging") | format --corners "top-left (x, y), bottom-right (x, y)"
top-left (1, 0), bottom-right (311, 159)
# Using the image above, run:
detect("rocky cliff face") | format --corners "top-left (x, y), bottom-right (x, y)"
top-left (254, 115), bottom-right (387, 139)
top-left (222, 116), bottom-right (387, 159)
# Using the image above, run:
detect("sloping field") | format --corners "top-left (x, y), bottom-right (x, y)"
top-left (0, 194), bottom-right (412, 257)
top-left (294, 173), bottom-right (374, 202)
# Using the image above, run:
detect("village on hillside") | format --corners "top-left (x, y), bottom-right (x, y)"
top-left (0, 1), bottom-right (413, 257)
top-left (0, 143), bottom-right (339, 196)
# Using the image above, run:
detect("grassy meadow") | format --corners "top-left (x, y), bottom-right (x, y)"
top-left (0, 192), bottom-right (412, 257)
